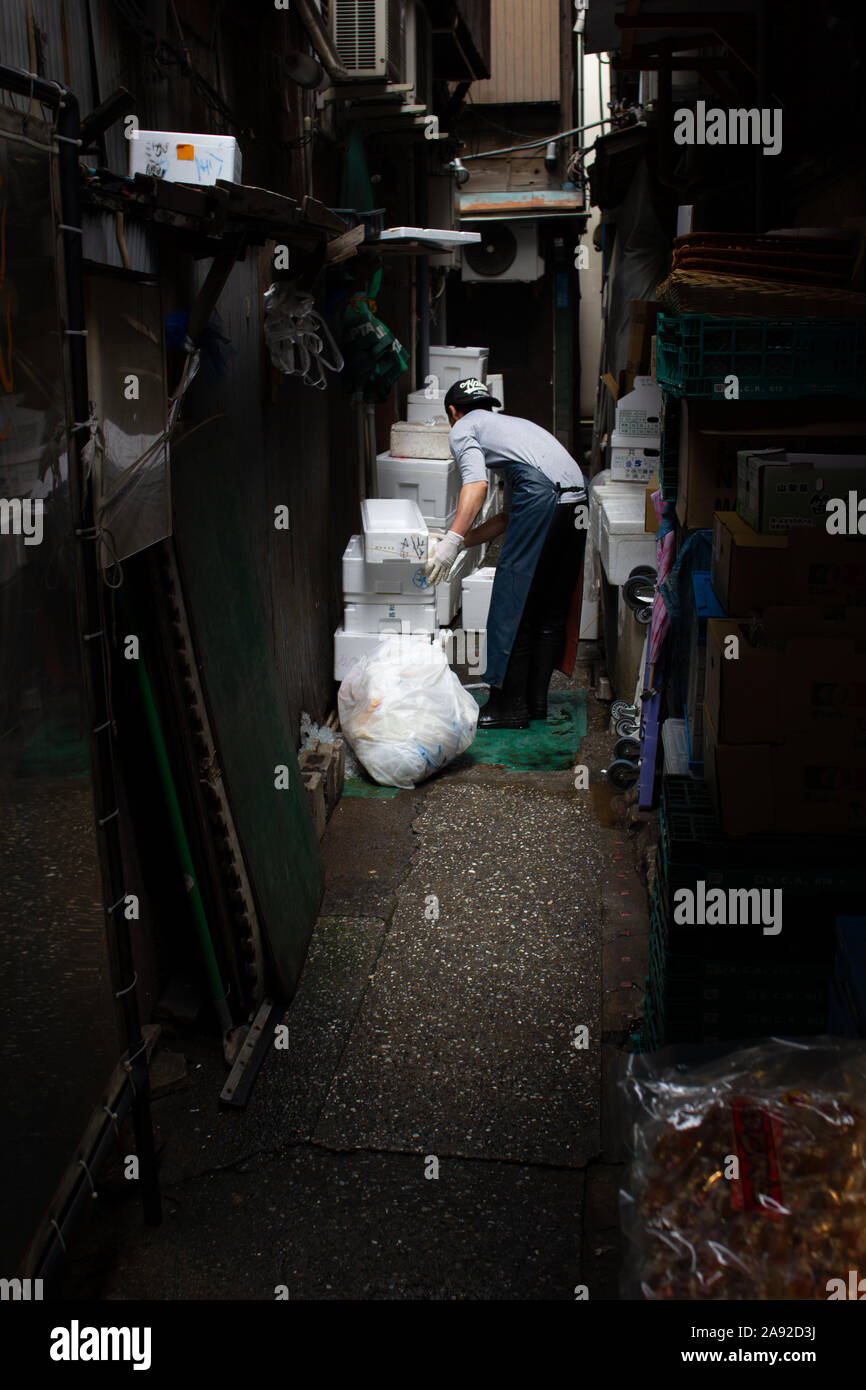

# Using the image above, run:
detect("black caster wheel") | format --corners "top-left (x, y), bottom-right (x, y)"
top-left (615, 716), bottom-right (640, 738)
top-left (611, 699), bottom-right (636, 721)
top-left (606, 758), bottom-right (640, 790)
top-left (614, 736), bottom-right (641, 761)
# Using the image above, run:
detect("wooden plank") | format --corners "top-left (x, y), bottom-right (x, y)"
top-left (326, 223), bottom-right (365, 263)
top-left (301, 195), bottom-right (347, 232)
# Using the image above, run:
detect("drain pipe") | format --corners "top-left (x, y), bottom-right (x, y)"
top-left (293, 0), bottom-right (352, 83)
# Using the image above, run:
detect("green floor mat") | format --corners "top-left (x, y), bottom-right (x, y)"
top-left (342, 688), bottom-right (587, 792)
top-left (342, 772), bottom-right (402, 800)
top-left (459, 688), bottom-right (587, 771)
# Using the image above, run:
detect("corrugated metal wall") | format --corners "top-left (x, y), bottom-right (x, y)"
top-left (472, 0), bottom-right (560, 104)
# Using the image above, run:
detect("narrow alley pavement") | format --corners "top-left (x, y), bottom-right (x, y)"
top-left (65, 666), bottom-right (647, 1301)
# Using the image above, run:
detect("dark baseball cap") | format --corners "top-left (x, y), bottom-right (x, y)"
top-left (443, 378), bottom-right (502, 413)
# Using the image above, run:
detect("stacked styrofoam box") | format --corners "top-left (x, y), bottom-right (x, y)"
top-left (376, 450), bottom-right (460, 534)
top-left (335, 501), bottom-right (435, 680)
top-left (129, 130), bottom-right (242, 184)
top-left (429, 345), bottom-right (488, 394)
top-left (434, 484), bottom-right (498, 625)
top-left (611, 376), bottom-right (662, 483)
top-left (407, 389), bottom-right (448, 423)
top-left (597, 487), bottom-right (658, 585)
top-left (486, 373), bottom-right (505, 412)
top-left (462, 567), bottom-right (497, 632)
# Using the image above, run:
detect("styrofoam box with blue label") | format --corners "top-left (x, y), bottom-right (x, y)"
top-left (376, 451), bottom-right (460, 532)
top-left (610, 430), bottom-right (662, 483)
top-left (614, 376), bottom-right (661, 437)
top-left (342, 534), bottom-right (432, 599)
top-left (334, 628), bottom-right (434, 682)
top-left (361, 498), bottom-right (428, 565)
top-left (129, 130), bottom-right (242, 185)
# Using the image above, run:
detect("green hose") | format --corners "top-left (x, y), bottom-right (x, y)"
top-left (134, 652), bottom-right (232, 1033)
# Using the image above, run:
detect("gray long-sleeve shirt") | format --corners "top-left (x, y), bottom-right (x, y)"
top-left (449, 409), bottom-right (584, 514)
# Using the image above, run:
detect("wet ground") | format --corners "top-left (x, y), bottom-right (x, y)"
top-left (63, 652), bottom-right (650, 1300)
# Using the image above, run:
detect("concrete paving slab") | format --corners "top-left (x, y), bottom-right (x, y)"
top-left (90, 1146), bottom-right (584, 1301)
top-left (319, 793), bottom-right (425, 919)
top-left (314, 782), bottom-right (603, 1167)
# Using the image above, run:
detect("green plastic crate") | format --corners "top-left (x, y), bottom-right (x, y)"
top-left (656, 313), bottom-right (866, 401)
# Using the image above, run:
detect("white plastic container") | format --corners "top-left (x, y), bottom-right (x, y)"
top-left (129, 130), bottom-right (242, 185)
top-left (334, 627), bottom-right (433, 682)
top-left (590, 474), bottom-right (640, 553)
top-left (406, 389), bottom-right (448, 423)
top-left (609, 431), bottom-right (662, 483)
top-left (361, 498), bottom-right (428, 565)
top-left (390, 421), bottom-right (452, 460)
top-left (462, 566), bottom-right (497, 631)
top-left (428, 345), bottom-right (488, 394)
top-left (375, 451), bottom-right (460, 532)
top-left (614, 375), bottom-right (661, 437)
top-left (343, 599), bottom-right (437, 635)
top-left (342, 534), bottom-right (432, 599)
top-left (487, 372), bottom-right (505, 412)
top-left (597, 489), bottom-right (658, 585)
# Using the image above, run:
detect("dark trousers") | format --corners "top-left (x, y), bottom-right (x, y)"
top-left (511, 502), bottom-right (587, 657)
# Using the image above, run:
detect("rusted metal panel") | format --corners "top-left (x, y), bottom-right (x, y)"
top-left (473, 0), bottom-right (560, 104)
top-left (459, 188), bottom-right (584, 216)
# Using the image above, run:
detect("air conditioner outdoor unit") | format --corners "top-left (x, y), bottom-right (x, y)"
top-left (461, 221), bottom-right (545, 283)
top-left (331, 0), bottom-right (407, 82)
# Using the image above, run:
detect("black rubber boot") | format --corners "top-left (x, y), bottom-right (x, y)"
top-left (479, 630), bottom-right (533, 729)
top-left (528, 628), bottom-right (564, 720)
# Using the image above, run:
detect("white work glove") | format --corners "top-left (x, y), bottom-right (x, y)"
top-left (424, 530), bottom-right (464, 585)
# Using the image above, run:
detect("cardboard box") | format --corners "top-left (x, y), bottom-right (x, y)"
top-left (712, 511), bottom-right (866, 613)
top-left (705, 607), bottom-right (866, 745)
top-left (645, 471), bottom-right (660, 532)
top-left (676, 400), bottom-right (866, 531)
top-left (737, 450), bottom-right (866, 533)
top-left (702, 703), bottom-right (866, 837)
top-left (623, 302), bottom-right (658, 394)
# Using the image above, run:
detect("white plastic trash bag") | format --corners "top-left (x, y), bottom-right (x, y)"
top-left (338, 638), bottom-right (478, 789)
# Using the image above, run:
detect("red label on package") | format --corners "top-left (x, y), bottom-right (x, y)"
top-left (730, 1098), bottom-right (785, 1218)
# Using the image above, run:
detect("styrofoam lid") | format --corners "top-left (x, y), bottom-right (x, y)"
top-left (599, 492), bottom-right (648, 532)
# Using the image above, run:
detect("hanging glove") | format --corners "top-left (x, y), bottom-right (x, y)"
top-left (424, 530), bottom-right (464, 585)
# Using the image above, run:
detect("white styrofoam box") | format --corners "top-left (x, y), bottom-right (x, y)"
top-left (462, 566), bottom-right (497, 631)
top-left (435, 541), bottom-right (482, 625)
top-left (334, 627), bottom-right (433, 682)
top-left (390, 421), bottom-right (452, 460)
top-left (129, 130), bottom-right (242, 185)
top-left (614, 376), bottom-right (661, 437)
top-left (342, 534), bottom-right (432, 599)
top-left (343, 599), bottom-right (437, 635)
top-left (580, 538), bottom-right (600, 641)
top-left (361, 498), bottom-right (428, 565)
top-left (590, 476), bottom-right (641, 552)
top-left (609, 431), bottom-right (662, 483)
top-left (487, 372), bottom-right (505, 412)
top-left (598, 488), bottom-right (658, 585)
top-left (429, 346), bottom-right (488, 395)
top-left (376, 451), bottom-right (460, 531)
top-left (406, 389), bottom-right (448, 423)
